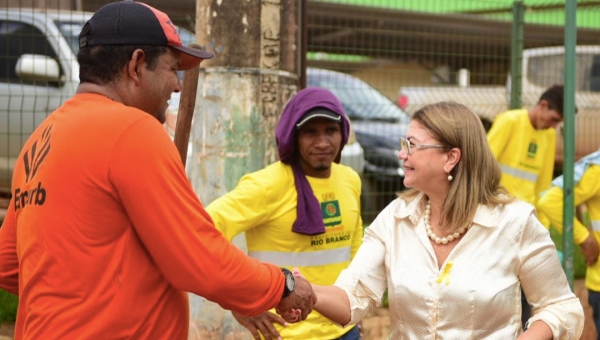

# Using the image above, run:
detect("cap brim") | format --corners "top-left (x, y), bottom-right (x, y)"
top-left (296, 111), bottom-right (342, 129)
top-left (171, 45), bottom-right (214, 70)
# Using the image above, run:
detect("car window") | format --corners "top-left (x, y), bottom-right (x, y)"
top-left (527, 53), bottom-right (600, 92)
top-left (55, 21), bottom-right (86, 54)
top-left (0, 20), bottom-right (59, 85)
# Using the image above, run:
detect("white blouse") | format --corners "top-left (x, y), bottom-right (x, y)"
top-left (335, 194), bottom-right (584, 339)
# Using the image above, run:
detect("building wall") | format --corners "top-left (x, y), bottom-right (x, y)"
top-left (351, 61), bottom-right (433, 102)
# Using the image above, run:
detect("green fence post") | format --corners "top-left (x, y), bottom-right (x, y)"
top-left (510, 1), bottom-right (524, 110)
top-left (563, 0), bottom-right (577, 290)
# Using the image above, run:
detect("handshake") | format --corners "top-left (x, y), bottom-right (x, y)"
top-left (274, 268), bottom-right (315, 323)
top-left (231, 268), bottom-right (319, 340)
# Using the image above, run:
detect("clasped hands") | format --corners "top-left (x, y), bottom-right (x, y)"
top-left (275, 268), bottom-right (315, 323)
top-left (232, 269), bottom-right (315, 340)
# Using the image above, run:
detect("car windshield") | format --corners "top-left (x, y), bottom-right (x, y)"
top-left (308, 71), bottom-right (410, 122)
top-left (528, 52), bottom-right (600, 92)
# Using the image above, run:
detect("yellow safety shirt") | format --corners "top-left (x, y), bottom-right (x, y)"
top-left (487, 109), bottom-right (556, 208)
top-left (538, 165), bottom-right (600, 291)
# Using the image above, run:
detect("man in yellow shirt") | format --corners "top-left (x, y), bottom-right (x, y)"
top-left (538, 148), bottom-right (600, 338)
top-left (487, 84), bottom-right (564, 208)
top-left (487, 84), bottom-right (565, 327)
top-left (207, 87), bottom-right (363, 340)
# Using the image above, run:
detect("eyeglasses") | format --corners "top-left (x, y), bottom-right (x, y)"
top-left (399, 137), bottom-right (445, 155)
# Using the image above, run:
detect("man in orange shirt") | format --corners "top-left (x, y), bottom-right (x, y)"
top-left (0, 2), bottom-right (315, 339)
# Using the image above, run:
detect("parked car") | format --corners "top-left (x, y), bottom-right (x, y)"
top-left (0, 8), bottom-right (197, 220)
top-left (0, 8), bottom-right (92, 219)
top-left (307, 67), bottom-right (410, 222)
top-left (165, 92), bottom-right (365, 176)
top-left (339, 128), bottom-right (365, 175)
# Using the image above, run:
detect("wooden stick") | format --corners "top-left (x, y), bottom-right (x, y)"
top-left (173, 43), bottom-right (203, 167)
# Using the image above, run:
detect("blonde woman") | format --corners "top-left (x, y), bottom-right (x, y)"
top-left (293, 101), bottom-right (583, 339)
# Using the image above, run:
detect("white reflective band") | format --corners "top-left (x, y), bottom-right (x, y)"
top-left (248, 247), bottom-right (351, 267)
top-left (592, 220), bottom-right (600, 232)
top-left (499, 164), bottom-right (538, 182)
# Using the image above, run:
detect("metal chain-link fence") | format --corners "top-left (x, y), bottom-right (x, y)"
top-left (1, 1), bottom-right (599, 226)
top-left (0, 1), bottom-right (197, 214)
top-left (1, 0), bottom-right (599, 337)
top-left (306, 0), bottom-right (600, 222)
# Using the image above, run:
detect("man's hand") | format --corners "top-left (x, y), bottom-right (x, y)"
top-left (232, 311), bottom-right (286, 340)
top-left (580, 234), bottom-right (599, 266)
top-left (275, 274), bottom-right (316, 322)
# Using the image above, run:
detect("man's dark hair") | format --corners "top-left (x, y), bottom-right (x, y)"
top-left (77, 45), bottom-right (169, 84)
top-left (538, 84), bottom-right (564, 116)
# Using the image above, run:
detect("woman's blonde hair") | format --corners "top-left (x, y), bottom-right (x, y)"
top-left (398, 101), bottom-right (513, 232)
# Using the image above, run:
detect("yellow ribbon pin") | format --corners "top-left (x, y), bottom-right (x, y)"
top-left (436, 262), bottom-right (453, 285)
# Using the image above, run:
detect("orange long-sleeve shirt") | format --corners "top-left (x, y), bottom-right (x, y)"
top-left (0, 93), bottom-right (284, 340)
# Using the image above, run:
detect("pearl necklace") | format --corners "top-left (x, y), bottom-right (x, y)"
top-left (424, 200), bottom-right (468, 245)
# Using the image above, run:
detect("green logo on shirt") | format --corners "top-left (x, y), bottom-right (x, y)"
top-left (321, 200), bottom-right (342, 226)
top-left (527, 141), bottom-right (538, 158)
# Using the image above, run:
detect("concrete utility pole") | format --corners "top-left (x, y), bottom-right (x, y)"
top-left (186, 0), bottom-right (300, 338)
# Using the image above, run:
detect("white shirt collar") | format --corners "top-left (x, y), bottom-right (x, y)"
top-left (392, 191), bottom-right (499, 228)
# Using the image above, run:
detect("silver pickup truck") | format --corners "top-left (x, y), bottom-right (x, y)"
top-left (0, 9), bottom-right (200, 220)
top-left (0, 9), bottom-right (90, 218)
top-left (398, 45), bottom-right (600, 166)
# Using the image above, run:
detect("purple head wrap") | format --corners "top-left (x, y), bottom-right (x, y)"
top-left (275, 87), bottom-right (350, 235)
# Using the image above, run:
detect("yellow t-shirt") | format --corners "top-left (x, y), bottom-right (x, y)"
top-left (208, 161), bottom-right (363, 339)
top-left (538, 165), bottom-right (600, 291)
top-left (487, 109), bottom-right (556, 207)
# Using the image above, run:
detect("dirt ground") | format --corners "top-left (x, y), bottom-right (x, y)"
top-left (0, 322), bottom-right (12, 340)
top-left (0, 279), bottom-right (594, 340)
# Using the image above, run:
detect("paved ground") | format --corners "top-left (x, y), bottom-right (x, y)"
top-left (0, 279), bottom-right (594, 339)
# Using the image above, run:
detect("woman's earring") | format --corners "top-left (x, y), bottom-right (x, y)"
top-left (447, 174), bottom-right (453, 181)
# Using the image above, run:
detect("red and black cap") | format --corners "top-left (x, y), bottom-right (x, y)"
top-left (79, 1), bottom-right (213, 70)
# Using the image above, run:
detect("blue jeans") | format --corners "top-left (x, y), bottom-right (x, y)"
top-left (336, 325), bottom-right (361, 340)
top-left (588, 289), bottom-right (600, 340)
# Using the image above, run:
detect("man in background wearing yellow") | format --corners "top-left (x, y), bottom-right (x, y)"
top-left (487, 84), bottom-right (565, 327)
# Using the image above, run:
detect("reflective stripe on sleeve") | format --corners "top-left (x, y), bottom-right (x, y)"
top-left (592, 220), bottom-right (600, 232)
top-left (499, 164), bottom-right (538, 183)
top-left (248, 247), bottom-right (351, 267)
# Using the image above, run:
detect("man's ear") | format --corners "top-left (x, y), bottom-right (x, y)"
top-left (127, 49), bottom-right (146, 85)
